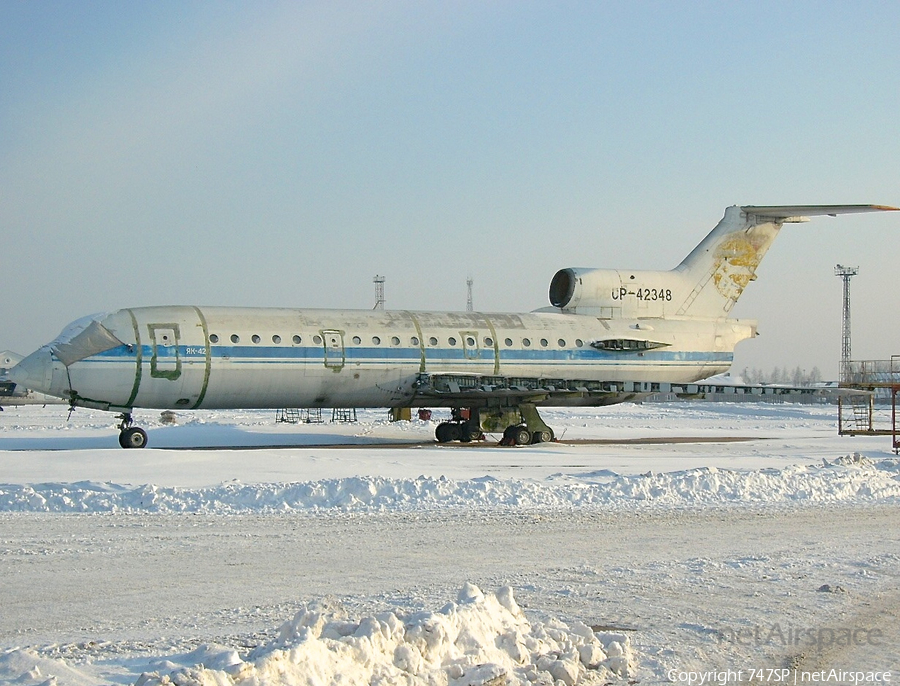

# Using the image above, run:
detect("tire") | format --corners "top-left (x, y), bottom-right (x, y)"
top-left (119, 426), bottom-right (148, 449)
top-left (435, 423), bottom-right (451, 443)
top-left (446, 423), bottom-right (462, 442)
top-left (532, 429), bottom-right (553, 444)
top-left (513, 426), bottom-right (532, 446)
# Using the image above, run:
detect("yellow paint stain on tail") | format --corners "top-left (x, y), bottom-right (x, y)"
top-left (711, 233), bottom-right (768, 302)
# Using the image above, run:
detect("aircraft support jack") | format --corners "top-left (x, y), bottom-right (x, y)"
top-left (116, 412), bottom-right (148, 449)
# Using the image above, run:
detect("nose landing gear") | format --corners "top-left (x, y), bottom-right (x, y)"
top-left (116, 412), bottom-right (148, 449)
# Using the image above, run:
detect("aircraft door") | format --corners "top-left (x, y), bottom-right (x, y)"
top-left (322, 329), bottom-right (345, 370)
top-left (131, 307), bottom-right (211, 409)
top-left (149, 324), bottom-right (181, 380)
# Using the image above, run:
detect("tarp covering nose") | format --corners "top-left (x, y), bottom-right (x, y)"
top-left (51, 319), bottom-right (125, 366)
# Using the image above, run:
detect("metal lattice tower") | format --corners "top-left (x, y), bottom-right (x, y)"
top-left (834, 264), bottom-right (859, 382)
top-left (373, 275), bottom-right (385, 310)
top-left (466, 277), bottom-right (474, 312)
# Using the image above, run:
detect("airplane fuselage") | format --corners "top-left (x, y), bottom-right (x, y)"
top-left (40, 305), bottom-right (752, 412)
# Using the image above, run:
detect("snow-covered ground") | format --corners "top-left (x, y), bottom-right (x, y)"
top-left (0, 402), bottom-right (898, 684)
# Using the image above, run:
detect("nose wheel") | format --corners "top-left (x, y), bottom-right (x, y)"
top-left (116, 413), bottom-right (149, 449)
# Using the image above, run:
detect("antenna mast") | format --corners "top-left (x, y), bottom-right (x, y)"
top-left (466, 277), bottom-right (474, 312)
top-left (834, 264), bottom-right (858, 382)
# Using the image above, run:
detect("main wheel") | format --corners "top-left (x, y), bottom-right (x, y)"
top-left (513, 426), bottom-right (532, 446)
top-left (532, 428), bottom-right (553, 444)
top-left (445, 423), bottom-right (462, 442)
top-left (435, 422), bottom-right (451, 443)
top-left (119, 426), bottom-right (148, 449)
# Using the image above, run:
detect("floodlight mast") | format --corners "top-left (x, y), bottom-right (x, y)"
top-left (834, 264), bottom-right (859, 383)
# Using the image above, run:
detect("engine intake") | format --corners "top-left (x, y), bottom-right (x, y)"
top-left (549, 268), bottom-right (578, 308)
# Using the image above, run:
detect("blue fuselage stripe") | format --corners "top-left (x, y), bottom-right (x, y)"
top-left (96, 344), bottom-right (732, 365)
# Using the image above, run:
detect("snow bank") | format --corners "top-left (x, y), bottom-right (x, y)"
top-left (0, 456), bottom-right (897, 513)
top-left (0, 647), bottom-right (96, 686)
top-left (129, 584), bottom-right (635, 686)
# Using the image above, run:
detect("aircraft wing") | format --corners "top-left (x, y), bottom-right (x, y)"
top-left (411, 373), bottom-right (862, 407)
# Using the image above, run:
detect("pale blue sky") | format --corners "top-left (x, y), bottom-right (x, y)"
top-left (2, 1), bottom-right (898, 377)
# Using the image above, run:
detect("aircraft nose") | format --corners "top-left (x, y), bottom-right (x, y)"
top-left (8, 348), bottom-right (53, 393)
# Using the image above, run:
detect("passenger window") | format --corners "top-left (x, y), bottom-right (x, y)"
top-left (391, 336), bottom-right (400, 346)
top-left (210, 334), bottom-right (219, 343)
top-left (466, 336), bottom-right (475, 346)
top-left (313, 335), bottom-right (323, 345)
top-left (373, 336), bottom-right (381, 345)
top-left (576, 339), bottom-right (584, 347)
top-left (252, 335), bottom-right (261, 344)
top-left (448, 337), bottom-right (457, 346)
top-left (504, 338), bottom-right (513, 347)
top-left (272, 335), bottom-right (281, 344)
top-left (429, 336), bottom-right (438, 346)
top-left (411, 336), bottom-right (419, 345)
top-left (523, 338), bottom-right (531, 347)
top-left (231, 334), bottom-right (240, 344)
top-left (540, 339), bottom-right (549, 347)
top-left (484, 337), bottom-right (493, 346)
top-left (558, 339), bottom-right (566, 347)
top-left (352, 336), bottom-right (362, 345)
top-left (292, 335), bottom-right (301, 344)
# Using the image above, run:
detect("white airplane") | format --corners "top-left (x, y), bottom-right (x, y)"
top-left (9, 204), bottom-right (897, 448)
top-left (0, 350), bottom-right (64, 409)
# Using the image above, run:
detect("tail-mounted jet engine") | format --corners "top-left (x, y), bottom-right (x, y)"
top-left (549, 267), bottom-right (688, 318)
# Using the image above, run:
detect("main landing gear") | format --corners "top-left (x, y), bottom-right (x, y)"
top-left (116, 412), bottom-right (148, 449)
top-left (435, 408), bottom-right (485, 443)
top-left (498, 424), bottom-right (554, 446)
top-left (434, 404), bottom-right (556, 446)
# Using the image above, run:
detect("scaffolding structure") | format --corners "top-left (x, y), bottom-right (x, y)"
top-left (276, 408), bottom-right (357, 424)
top-left (838, 358), bottom-right (900, 453)
top-left (276, 408), bottom-right (324, 424)
top-left (331, 408), bottom-right (357, 423)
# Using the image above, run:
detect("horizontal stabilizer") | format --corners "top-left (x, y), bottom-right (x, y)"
top-left (741, 205), bottom-right (898, 219)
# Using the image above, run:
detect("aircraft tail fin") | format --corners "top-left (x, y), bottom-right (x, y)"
top-left (673, 204), bottom-right (897, 318)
